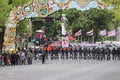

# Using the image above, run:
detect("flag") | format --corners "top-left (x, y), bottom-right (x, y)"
top-left (108, 30), bottom-right (116, 37)
top-left (68, 35), bottom-right (75, 40)
top-left (100, 30), bottom-right (106, 36)
top-left (75, 29), bottom-right (81, 36)
top-left (87, 29), bottom-right (93, 36)
top-left (67, 30), bottom-right (72, 36)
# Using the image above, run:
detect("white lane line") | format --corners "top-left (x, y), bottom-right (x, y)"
top-left (7, 72), bottom-right (14, 75)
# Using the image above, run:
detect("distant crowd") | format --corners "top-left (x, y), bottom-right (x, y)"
top-left (1, 45), bottom-right (120, 66)
top-left (0, 48), bottom-right (33, 66)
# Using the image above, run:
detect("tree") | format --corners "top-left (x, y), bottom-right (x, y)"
top-left (8, 0), bottom-right (29, 7)
top-left (17, 19), bottom-right (32, 38)
top-left (102, 0), bottom-right (120, 27)
top-left (49, 8), bottom-right (115, 42)
top-left (0, 0), bottom-right (11, 31)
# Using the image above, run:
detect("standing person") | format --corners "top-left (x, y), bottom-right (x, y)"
top-left (44, 47), bottom-right (48, 59)
top-left (34, 48), bottom-right (37, 60)
top-left (41, 50), bottom-right (46, 64)
top-left (56, 47), bottom-right (59, 60)
top-left (3, 50), bottom-right (8, 65)
top-left (96, 47), bottom-right (100, 60)
top-left (21, 51), bottom-right (26, 65)
top-left (88, 48), bottom-right (91, 60)
top-left (65, 48), bottom-right (69, 60)
top-left (61, 48), bottom-right (65, 60)
top-left (112, 48), bottom-right (116, 60)
top-left (1, 53), bottom-right (4, 66)
top-left (83, 48), bottom-right (87, 60)
top-left (11, 51), bottom-right (16, 65)
top-left (17, 51), bottom-right (20, 65)
top-left (64, 47), bottom-right (67, 60)
top-left (50, 47), bottom-right (54, 60)
top-left (74, 47), bottom-right (78, 60)
top-left (78, 47), bottom-right (82, 60)
top-left (101, 48), bottom-right (106, 60)
top-left (54, 47), bottom-right (58, 60)
top-left (92, 47), bottom-right (96, 60)
top-left (60, 48), bottom-right (64, 60)
top-left (47, 44), bottom-right (51, 59)
top-left (106, 48), bottom-right (111, 60)
top-left (27, 51), bottom-right (33, 65)
top-left (117, 48), bottom-right (120, 60)
top-left (70, 47), bottom-right (73, 60)
top-left (0, 54), bottom-right (2, 65)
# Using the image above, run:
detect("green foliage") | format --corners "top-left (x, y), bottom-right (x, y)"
top-left (0, 0), bottom-right (30, 31)
top-left (49, 8), bottom-right (115, 42)
top-left (103, 0), bottom-right (120, 26)
top-left (0, 0), bottom-right (11, 27)
top-left (17, 19), bottom-right (32, 38)
top-left (9, 0), bottom-right (30, 7)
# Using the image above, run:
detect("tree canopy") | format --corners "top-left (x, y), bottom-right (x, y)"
top-left (0, 0), bottom-right (29, 31)
top-left (44, 8), bottom-right (114, 42)
top-left (0, 0), bottom-right (11, 30)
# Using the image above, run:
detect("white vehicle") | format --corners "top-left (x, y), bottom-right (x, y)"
top-left (96, 44), bottom-right (117, 50)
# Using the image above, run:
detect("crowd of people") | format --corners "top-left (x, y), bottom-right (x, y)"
top-left (34, 45), bottom-right (120, 61)
top-left (1, 45), bottom-right (120, 66)
top-left (0, 48), bottom-right (33, 66)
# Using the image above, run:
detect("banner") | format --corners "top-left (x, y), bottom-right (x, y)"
top-left (62, 41), bottom-right (69, 48)
top-left (86, 29), bottom-right (93, 36)
top-left (100, 30), bottom-right (106, 36)
top-left (108, 30), bottom-right (116, 37)
top-left (75, 29), bottom-right (81, 36)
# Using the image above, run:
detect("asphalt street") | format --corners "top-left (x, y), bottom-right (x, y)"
top-left (0, 60), bottom-right (120, 80)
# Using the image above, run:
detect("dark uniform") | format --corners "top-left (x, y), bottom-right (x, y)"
top-left (61, 48), bottom-right (64, 60)
top-left (70, 48), bottom-right (73, 60)
top-left (117, 48), bottom-right (120, 60)
top-left (101, 48), bottom-right (106, 60)
top-left (41, 51), bottom-right (46, 64)
top-left (83, 48), bottom-right (87, 60)
top-left (78, 47), bottom-right (82, 60)
top-left (112, 48), bottom-right (116, 60)
top-left (92, 47), bottom-right (96, 60)
top-left (74, 48), bottom-right (78, 60)
top-left (65, 48), bottom-right (69, 60)
top-left (106, 48), bottom-right (111, 60)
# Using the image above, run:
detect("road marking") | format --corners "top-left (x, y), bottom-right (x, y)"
top-left (7, 72), bottom-right (14, 75)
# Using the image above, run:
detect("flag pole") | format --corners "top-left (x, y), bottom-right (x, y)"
top-left (78, 36), bottom-right (79, 43)
top-left (92, 29), bottom-right (94, 44)
top-left (81, 31), bottom-right (82, 43)
top-left (92, 35), bottom-right (94, 43)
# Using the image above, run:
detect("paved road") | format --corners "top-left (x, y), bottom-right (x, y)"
top-left (0, 60), bottom-right (120, 80)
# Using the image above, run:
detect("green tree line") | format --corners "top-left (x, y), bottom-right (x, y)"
top-left (43, 8), bottom-right (115, 42)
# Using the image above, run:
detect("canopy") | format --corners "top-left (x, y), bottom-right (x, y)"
top-left (36, 30), bottom-right (44, 33)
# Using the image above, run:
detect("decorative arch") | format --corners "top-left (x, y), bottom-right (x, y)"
top-left (3, 0), bottom-right (106, 50)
